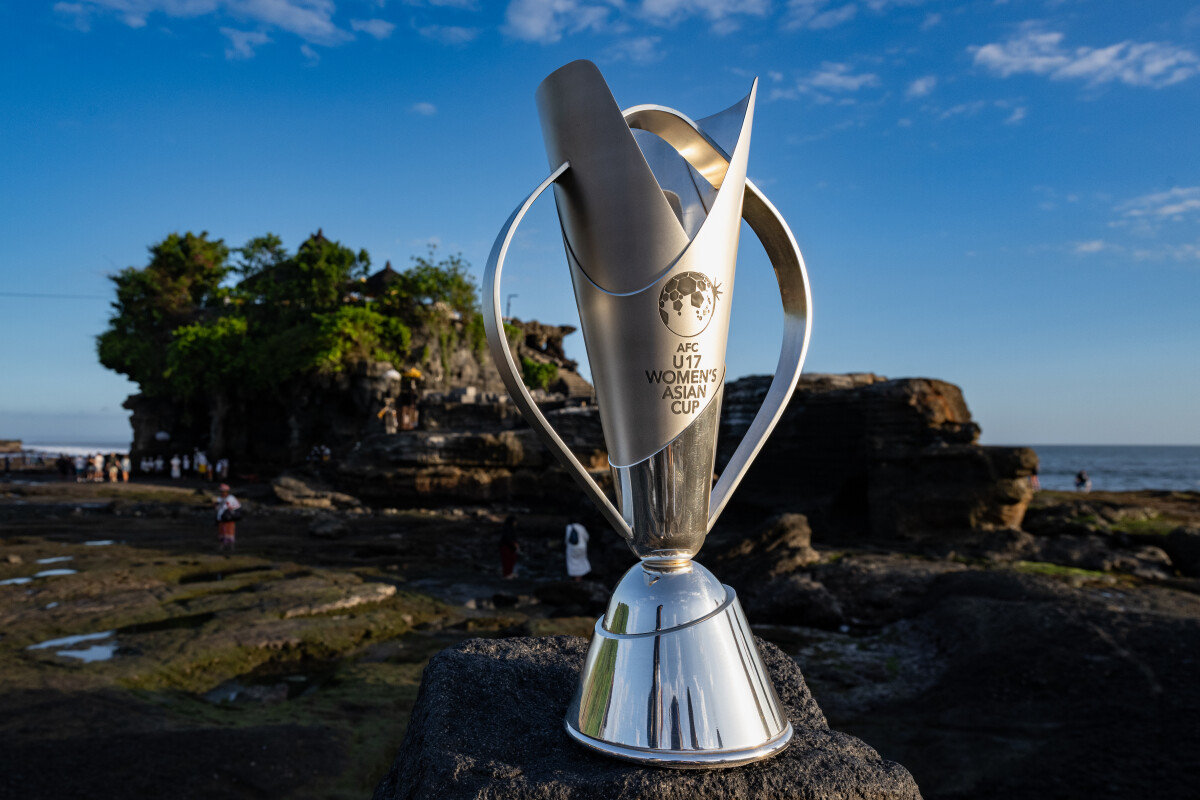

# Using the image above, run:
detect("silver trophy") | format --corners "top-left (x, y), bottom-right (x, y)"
top-left (482, 61), bottom-right (812, 768)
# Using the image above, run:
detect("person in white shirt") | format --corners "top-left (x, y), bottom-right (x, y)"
top-left (215, 484), bottom-right (241, 551)
top-left (170, 454), bottom-right (182, 479)
top-left (565, 520), bottom-right (591, 581)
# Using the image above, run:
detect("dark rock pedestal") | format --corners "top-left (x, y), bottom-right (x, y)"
top-left (373, 636), bottom-right (921, 800)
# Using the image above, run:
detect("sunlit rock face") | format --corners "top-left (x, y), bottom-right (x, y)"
top-left (717, 373), bottom-right (1037, 540)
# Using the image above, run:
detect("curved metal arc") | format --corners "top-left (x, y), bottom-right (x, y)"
top-left (623, 104), bottom-right (735, 189)
top-left (707, 180), bottom-right (812, 530)
top-left (617, 103), bottom-right (812, 534)
top-left (482, 162), bottom-right (635, 543)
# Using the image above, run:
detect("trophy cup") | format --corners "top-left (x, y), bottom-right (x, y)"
top-left (482, 61), bottom-right (812, 768)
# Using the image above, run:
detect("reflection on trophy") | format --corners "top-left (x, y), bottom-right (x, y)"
top-left (482, 61), bottom-right (812, 768)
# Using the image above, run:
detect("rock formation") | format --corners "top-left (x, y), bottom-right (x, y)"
top-left (124, 319), bottom-right (591, 469)
top-left (717, 373), bottom-right (1038, 539)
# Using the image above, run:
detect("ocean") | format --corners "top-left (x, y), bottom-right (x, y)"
top-left (10, 442), bottom-right (1200, 493)
top-left (1024, 445), bottom-right (1200, 493)
top-left (20, 443), bottom-right (130, 458)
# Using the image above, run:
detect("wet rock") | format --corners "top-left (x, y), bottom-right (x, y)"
top-left (281, 582), bottom-right (396, 618)
top-left (714, 513), bottom-right (820, 582)
top-left (533, 580), bottom-right (609, 615)
top-left (1026, 535), bottom-right (1173, 578)
top-left (743, 573), bottom-right (845, 628)
top-left (338, 406), bottom-right (606, 507)
top-left (373, 636), bottom-right (921, 800)
top-left (1164, 526), bottom-right (1200, 577)
top-left (855, 567), bottom-right (1200, 800)
top-left (814, 555), bottom-right (968, 625)
top-left (308, 515), bottom-right (349, 539)
top-left (5, 554), bottom-right (22, 565)
top-left (273, 475), bottom-right (362, 510)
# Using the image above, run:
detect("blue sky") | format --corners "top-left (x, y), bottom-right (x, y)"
top-left (2, 0), bottom-right (1198, 445)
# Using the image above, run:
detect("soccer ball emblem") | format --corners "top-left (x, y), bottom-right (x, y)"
top-left (658, 271), bottom-right (722, 337)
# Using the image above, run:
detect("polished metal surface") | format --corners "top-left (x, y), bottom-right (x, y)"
top-left (602, 561), bottom-right (726, 635)
top-left (552, 74), bottom-right (754, 469)
top-left (481, 60), bottom-right (814, 767)
top-left (565, 563), bottom-right (792, 766)
top-left (611, 386), bottom-right (723, 562)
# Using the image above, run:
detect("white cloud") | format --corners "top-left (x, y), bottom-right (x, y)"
top-left (807, 62), bottom-right (880, 91)
top-left (416, 24), bottom-right (480, 44)
top-left (1118, 187), bottom-right (1200, 221)
top-left (809, 4), bottom-right (856, 29)
top-left (971, 25), bottom-right (1200, 88)
top-left (502, 0), bottom-right (613, 44)
top-left (863, 0), bottom-right (927, 10)
top-left (221, 26), bottom-right (270, 58)
top-left (54, 3), bottom-right (97, 30)
top-left (919, 12), bottom-right (939, 30)
top-left (300, 42), bottom-right (319, 62)
top-left (1073, 240), bottom-right (1108, 254)
top-left (60, 0), bottom-right (351, 47)
top-left (640, 0), bottom-right (770, 26)
top-left (604, 36), bottom-right (664, 65)
top-left (350, 18), bottom-right (396, 39)
top-left (227, 0), bottom-right (351, 45)
top-left (1132, 242), bottom-right (1200, 262)
top-left (410, 101), bottom-right (438, 115)
top-left (784, 0), bottom-right (855, 31)
top-left (772, 62), bottom-right (880, 103)
top-left (938, 100), bottom-right (986, 120)
top-left (1003, 105), bottom-right (1026, 124)
top-left (906, 74), bottom-right (936, 97)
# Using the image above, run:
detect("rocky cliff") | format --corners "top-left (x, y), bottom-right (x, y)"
top-left (332, 371), bottom-right (1036, 538)
top-left (124, 319), bottom-right (591, 469)
top-left (717, 373), bottom-right (1037, 539)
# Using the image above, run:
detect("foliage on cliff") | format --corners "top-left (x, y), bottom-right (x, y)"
top-left (98, 230), bottom-right (479, 400)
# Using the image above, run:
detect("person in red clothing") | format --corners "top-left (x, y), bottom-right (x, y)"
top-left (215, 484), bottom-right (242, 551)
top-left (499, 515), bottom-right (519, 579)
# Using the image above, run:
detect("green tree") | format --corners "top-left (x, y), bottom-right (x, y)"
top-left (382, 246), bottom-right (478, 322)
top-left (97, 231), bottom-right (231, 397)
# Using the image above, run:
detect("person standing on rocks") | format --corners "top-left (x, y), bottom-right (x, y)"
top-left (120, 453), bottom-right (131, 483)
top-left (170, 454), bottom-right (182, 479)
top-left (499, 515), bottom-right (520, 579)
top-left (564, 520), bottom-right (591, 582)
top-left (378, 397), bottom-right (399, 435)
top-left (215, 484), bottom-right (241, 552)
top-left (1075, 470), bottom-right (1091, 492)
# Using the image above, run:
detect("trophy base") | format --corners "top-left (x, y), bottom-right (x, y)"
top-left (564, 561), bottom-right (792, 768)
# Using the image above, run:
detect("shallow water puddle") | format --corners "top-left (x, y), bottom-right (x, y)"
top-left (56, 643), bottom-right (118, 662)
top-left (0, 577), bottom-right (33, 586)
top-left (83, 540), bottom-right (114, 546)
top-left (36, 556), bottom-right (74, 564)
top-left (27, 630), bottom-right (118, 662)
top-left (33, 569), bottom-right (77, 577)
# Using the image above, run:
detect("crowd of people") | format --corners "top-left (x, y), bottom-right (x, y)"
top-left (50, 450), bottom-right (230, 483)
top-left (53, 452), bottom-right (131, 483)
